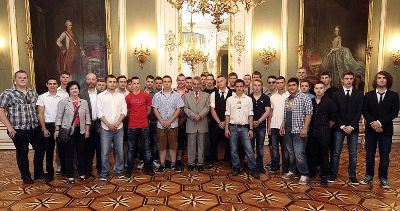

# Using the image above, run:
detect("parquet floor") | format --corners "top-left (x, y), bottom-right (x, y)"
top-left (0, 144), bottom-right (399, 210)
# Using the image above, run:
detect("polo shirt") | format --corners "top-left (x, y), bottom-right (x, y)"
top-left (249, 93), bottom-right (271, 127)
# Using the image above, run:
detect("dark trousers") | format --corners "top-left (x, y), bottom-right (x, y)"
top-left (59, 126), bottom-right (87, 178)
top-left (11, 127), bottom-right (44, 179)
top-left (207, 121), bottom-right (230, 163)
top-left (42, 123), bottom-right (56, 177)
top-left (127, 128), bottom-right (152, 171)
top-left (149, 122), bottom-right (159, 161)
top-left (86, 120), bottom-right (101, 174)
top-left (307, 135), bottom-right (331, 179)
top-left (365, 131), bottom-right (392, 179)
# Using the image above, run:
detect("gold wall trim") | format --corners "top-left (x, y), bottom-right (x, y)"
top-left (178, 9), bottom-right (182, 73)
top-left (377, 0), bottom-right (387, 72)
top-left (24, 0), bottom-right (35, 90)
top-left (118, 0), bottom-right (127, 77)
top-left (105, 0), bottom-right (112, 75)
top-left (8, 0), bottom-right (19, 80)
top-left (228, 15), bottom-right (233, 73)
top-left (280, 0), bottom-right (288, 77)
top-left (364, 0), bottom-right (374, 92)
top-left (297, 0), bottom-right (304, 68)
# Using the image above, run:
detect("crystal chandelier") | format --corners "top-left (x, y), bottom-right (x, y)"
top-left (167, 0), bottom-right (264, 31)
top-left (182, 14), bottom-right (208, 71)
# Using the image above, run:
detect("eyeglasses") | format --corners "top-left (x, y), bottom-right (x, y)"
top-left (267, 81), bottom-right (276, 84)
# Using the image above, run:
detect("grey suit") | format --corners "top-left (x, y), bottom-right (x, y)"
top-left (55, 97), bottom-right (91, 135)
top-left (183, 91), bottom-right (210, 165)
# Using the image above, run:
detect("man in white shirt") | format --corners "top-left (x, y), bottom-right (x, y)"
top-left (225, 79), bottom-right (259, 179)
top-left (57, 71), bottom-right (70, 98)
top-left (97, 75), bottom-right (127, 180)
top-left (37, 77), bottom-right (65, 182)
top-left (80, 73), bottom-right (101, 176)
top-left (267, 76), bottom-right (290, 173)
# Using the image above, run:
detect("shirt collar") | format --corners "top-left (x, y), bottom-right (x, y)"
top-left (46, 91), bottom-right (61, 97)
top-left (57, 86), bottom-right (67, 93)
top-left (11, 86), bottom-right (33, 93)
top-left (375, 89), bottom-right (387, 94)
top-left (88, 88), bottom-right (97, 94)
top-left (218, 88), bottom-right (227, 93)
top-left (289, 91), bottom-right (300, 99)
top-left (342, 86), bottom-right (353, 92)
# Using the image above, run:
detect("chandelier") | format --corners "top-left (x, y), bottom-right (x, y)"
top-left (182, 14), bottom-right (208, 71)
top-left (167, 0), bottom-right (264, 31)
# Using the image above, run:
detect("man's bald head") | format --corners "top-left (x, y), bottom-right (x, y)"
top-left (86, 73), bottom-right (97, 88)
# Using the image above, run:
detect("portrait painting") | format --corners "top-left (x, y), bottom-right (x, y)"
top-left (29, 0), bottom-right (107, 94)
top-left (302, 0), bottom-right (370, 91)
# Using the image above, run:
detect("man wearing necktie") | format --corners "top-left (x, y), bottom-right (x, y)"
top-left (183, 77), bottom-right (210, 171)
top-left (360, 71), bottom-right (399, 189)
top-left (329, 71), bottom-right (364, 185)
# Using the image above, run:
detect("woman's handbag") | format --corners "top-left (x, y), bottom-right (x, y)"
top-left (58, 105), bottom-right (80, 143)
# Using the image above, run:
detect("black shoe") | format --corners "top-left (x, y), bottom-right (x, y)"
top-left (197, 165), bottom-right (204, 172)
top-left (44, 175), bottom-right (53, 183)
top-left (251, 171), bottom-right (260, 179)
top-left (22, 176), bottom-right (34, 184)
top-left (156, 165), bottom-right (165, 173)
top-left (188, 165), bottom-right (194, 171)
top-left (205, 163), bottom-right (213, 169)
top-left (176, 160), bottom-right (183, 167)
top-left (349, 177), bottom-right (359, 185)
top-left (171, 165), bottom-right (181, 173)
top-left (125, 171), bottom-right (133, 178)
top-left (165, 160), bottom-right (172, 168)
top-left (320, 179), bottom-right (328, 186)
top-left (259, 168), bottom-right (266, 174)
top-left (232, 168), bottom-right (240, 176)
top-left (144, 169), bottom-right (155, 176)
top-left (34, 175), bottom-right (44, 181)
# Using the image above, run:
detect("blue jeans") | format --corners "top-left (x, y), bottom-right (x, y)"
top-left (330, 131), bottom-right (358, 178)
top-left (229, 125), bottom-right (257, 171)
top-left (270, 128), bottom-right (290, 172)
top-left (284, 133), bottom-right (309, 176)
top-left (100, 128), bottom-right (124, 177)
top-left (252, 127), bottom-right (266, 170)
top-left (149, 123), bottom-right (159, 161)
top-left (127, 128), bottom-right (152, 171)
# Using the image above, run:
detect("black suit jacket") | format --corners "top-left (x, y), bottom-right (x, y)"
top-left (332, 87), bottom-right (364, 131)
top-left (80, 88), bottom-right (99, 121)
top-left (362, 90), bottom-right (399, 136)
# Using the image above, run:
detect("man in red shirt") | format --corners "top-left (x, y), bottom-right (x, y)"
top-left (125, 76), bottom-right (154, 177)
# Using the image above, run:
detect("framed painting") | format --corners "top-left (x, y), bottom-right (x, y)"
top-left (28, 0), bottom-right (111, 94)
top-left (301, 0), bottom-right (372, 92)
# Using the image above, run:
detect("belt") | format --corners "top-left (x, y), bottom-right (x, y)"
top-left (229, 124), bottom-right (249, 128)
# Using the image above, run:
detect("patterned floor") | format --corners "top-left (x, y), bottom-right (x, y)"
top-left (0, 144), bottom-right (399, 210)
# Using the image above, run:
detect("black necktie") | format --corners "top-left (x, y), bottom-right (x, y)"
top-left (220, 91), bottom-right (225, 99)
top-left (378, 92), bottom-right (385, 104)
top-left (345, 90), bottom-right (350, 101)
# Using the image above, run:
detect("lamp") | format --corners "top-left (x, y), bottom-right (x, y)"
top-left (393, 50), bottom-right (400, 66)
top-left (132, 33), bottom-right (152, 68)
top-left (257, 33), bottom-right (277, 69)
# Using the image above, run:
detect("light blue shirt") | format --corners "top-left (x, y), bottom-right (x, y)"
top-left (152, 89), bottom-right (184, 129)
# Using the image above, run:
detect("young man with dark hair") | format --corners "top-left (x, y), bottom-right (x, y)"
top-left (268, 76), bottom-right (289, 173)
top-left (125, 77), bottom-right (155, 177)
top-left (185, 76), bottom-right (193, 92)
top-left (225, 79), bottom-right (259, 179)
top-left (203, 74), bottom-right (216, 94)
top-left (80, 73), bottom-right (102, 176)
top-left (329, 71), bottom-right (363, 185)
top-left (360, 71), bottom-right (399, 189)
top-left (58, 71), bottom-right (71, 98)
top-left (96, 78), bottom-right (106, 92)
top-left (152, 75), bottom-right (184, 172)
top-left (243, 74), bottom-right (252, 94)
top-left (308, 81), bottom-right (336, 186)
top-left (117, 75), bottom-right (129, 97)
top-left (144, 75), bottom-right (159, 167)
top-left (0, 70), bottom-right (44, 184)
top-left (228, 72), bottom-right (238, 91)
top-left (154, 76), bottom-right (163, 92)
top-left (207, 75), bottom-right (233, 168)
top-left (300, 81), bottom-right (315, 99)
top-left (245, 71), bottom-right (269, 95)
top-left (296, 67), bottom-right (315, 95)
top-left (320, 71), bottom-right (338, 99)
top-left (249, 79), bottom-right (271, 173)
top-left (200, 73), bottom-right (207, 90)
top-left (280, 78), bottom-right (313, 185)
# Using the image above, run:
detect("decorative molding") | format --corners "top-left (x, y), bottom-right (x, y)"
top-left (165, 30), bottom-right (177, 64)
top-left (7, 0), bottom-right (19, 76)
top-left (233, 32), bottom-right (245, 65)
top-left (365, 39), bottom-right (373, 58)
top-left (364, 0), bottom-right (374, 92)
top-left (298, 0), bottom-right (304, 68)
top-left (24, 35), bottom-right (33, 59)
top-left (105, 0), bottom-right (112, 74)
top-left (280, 0), bottom-right (288, 78)
top-left (377, 0), bottom-right (386, 72)
top-left (24, 0), bottom-right (35, 90)
top-left (118, 0), bottom-right (127, 77)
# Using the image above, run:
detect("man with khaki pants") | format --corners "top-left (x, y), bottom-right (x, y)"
top-left (183, 77), bottom-right (210, 171)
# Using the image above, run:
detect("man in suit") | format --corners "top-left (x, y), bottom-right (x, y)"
top-left (183, 76), bottom-right (210, 171)
top-left (360, 71), bottom-right (399, 189)
top-left (207, 75), bottom-right (233, 168)
top-left (80, 73), bottom-right (101, 176)
top-left (329, 71), bottom-right (363, 185)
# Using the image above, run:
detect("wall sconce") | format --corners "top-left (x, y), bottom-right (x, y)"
top-left (390, 37), bottom-right (400, 67)
top-left (134, 44), bottom-right (150, 68)
top-left (132, 33), bottom-right (153, 68)
top-left (257, 33), bottom-right (278, 70)
top-left (393, 50), bottom-right (400, 66)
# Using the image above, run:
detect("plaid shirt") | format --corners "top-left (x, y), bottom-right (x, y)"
top-left (0, 87), bottom-right (38, 129)
top-left (283, 92), bottom-right (313, 134)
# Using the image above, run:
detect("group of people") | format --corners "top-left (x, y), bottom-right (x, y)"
top-left (0, 68), bottom-right (398, 189)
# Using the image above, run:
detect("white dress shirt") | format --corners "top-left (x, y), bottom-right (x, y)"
top-left (57, 86), bottom-right (69, 99)
top-left (116, 88), bottom-right (129, 97)
top-left (88, 88), bottom-right (98, 121)
top-left (342, 86), bottom-right (353, 96)
top-left (376, 89), bottom-right (387, 103)
top-left (225, 94), bottom-right (253, 125)
top-left (210, 88), bottom-right (229, 108)
top-left (97, 90), bottom-right (127, 130)
top-left (270, 91), bottom-right (290, 129)
top-left (36, 91), bottom-right (64, 122)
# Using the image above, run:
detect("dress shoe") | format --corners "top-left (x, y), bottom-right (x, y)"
top-left (197, 165), bottom-right (204, 172)
top-left (250, 171), bottom-right (260, 179)
top-left (188, 165), bottom-right (194, 171)
top-left (22, 176), bottom-right (34, 184)
top-left (145, 168), bottom-right (155, 176)
top-left (44, 175), bottom-right (53, 183)
top-left (232, 168), bottom-right (240, 176)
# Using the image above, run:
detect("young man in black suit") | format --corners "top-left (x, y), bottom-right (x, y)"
top-left (360, 71), bottom-right (399, 189)
top-left (329, 71), bottom-right (363, 185)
